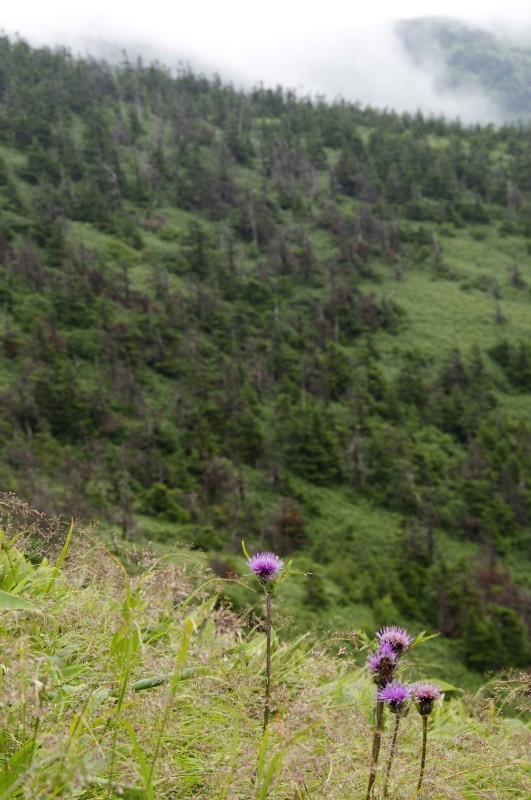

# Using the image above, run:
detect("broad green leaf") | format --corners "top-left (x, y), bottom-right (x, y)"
top-left (0, 589), bottom-right (35, 611)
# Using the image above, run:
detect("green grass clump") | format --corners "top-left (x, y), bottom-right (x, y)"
top-left (0, 498), bottom-right (528, 799)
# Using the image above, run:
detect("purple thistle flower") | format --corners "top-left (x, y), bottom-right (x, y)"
top-left (378, 682), bottom-right (411, 713)
top-left (413, 682), bottom-right (443, 716)
top-left (248, 551), bottom-right (284, 584)
top-left (376, 626), bottom-right (414, 655)
top-left (367, 642), bottom-right (398, 687)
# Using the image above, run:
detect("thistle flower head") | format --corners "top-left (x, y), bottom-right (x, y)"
top-left (248, 551), bottom-right (284, 584)
top-left (376, 625), bottom-right (414, 655)
top-left (378, 681), bottom-right (411, 713)
top-left (413, 682), bottom-right (443, 716)
top-left (367, 641), bottom-right (398, 687)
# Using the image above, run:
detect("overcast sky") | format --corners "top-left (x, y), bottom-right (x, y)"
top-left (3, 1), bottom-right (531, 120)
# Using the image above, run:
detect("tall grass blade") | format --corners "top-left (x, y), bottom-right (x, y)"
top-left (43, 520), bottom-right (74, 595)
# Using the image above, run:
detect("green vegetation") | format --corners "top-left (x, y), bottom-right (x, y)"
top-left (0, 35), bottom-right (530, 684)
top-left (0, 501), bottom-right (528, 798)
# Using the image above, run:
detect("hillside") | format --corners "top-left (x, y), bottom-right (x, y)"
top-left (0, 35), bottom-right (530, 682)
top-left (395, 17), bottom-right (531, 119)
top-left (0, 502), bottom-right (529, 798)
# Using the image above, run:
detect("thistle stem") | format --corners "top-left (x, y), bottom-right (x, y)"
top-left (383, 712), bottom-right (401, 799)
top-left (365, 698), bottom-right (384, 800)
top-left (263, 591), bottom-right (272, 731)
top-left (417, 714), bottom-right (428, 793)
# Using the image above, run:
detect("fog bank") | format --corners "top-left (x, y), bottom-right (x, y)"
top-left (4, 4), bottom-right (531, 122)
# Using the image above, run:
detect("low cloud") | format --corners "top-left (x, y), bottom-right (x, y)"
top-left (76, 21), bottom-right (505, 124)
top-left (2, 11), bottom-right (526, 123)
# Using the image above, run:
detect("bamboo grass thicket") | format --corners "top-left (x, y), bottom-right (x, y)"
top-left (1, 508), bottom-right (525, 799)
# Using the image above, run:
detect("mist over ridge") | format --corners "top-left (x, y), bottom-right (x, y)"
top-left (4, 15), bottom-right (531, 124)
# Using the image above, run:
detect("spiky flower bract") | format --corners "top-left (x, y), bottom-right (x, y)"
top-left (378, 681), bottom-right (411, 713)
top-left (376, 625), bottom-right (413, 655)
top-left (367, 641), bottom-right (398, 687)
top-left (248, 551), bottom-right (284, 584)
top-left (414, 682), bottom-right (443, 716)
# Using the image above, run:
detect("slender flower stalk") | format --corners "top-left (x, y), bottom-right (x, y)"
top-left (384, 711), bottom-right (401, 799)
top-left (365, 697), bottom-right (384, 800)
top-left (378, 682), bottom-right (411, 799)
top-left (247, 551), bottom-right (284, 731)
top-left (413, 683), bottom-right (442, 794)
top-left (365, 643), bottom-right (399, 800)
top-left (264, 591), bottom-right (272, 730)
top-left (418, 714), bottom-right (429, 794)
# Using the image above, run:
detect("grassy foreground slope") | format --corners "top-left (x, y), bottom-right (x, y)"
top-left (0, 503), bottom-right (529, 799)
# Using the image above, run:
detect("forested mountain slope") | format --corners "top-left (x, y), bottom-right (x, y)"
top-left (0, 36), bottom-right (529, 680)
